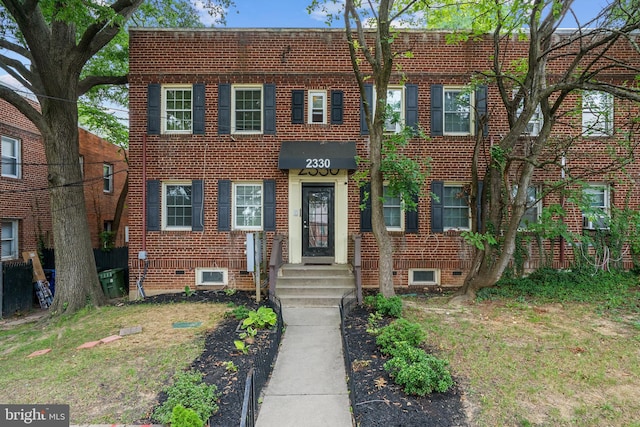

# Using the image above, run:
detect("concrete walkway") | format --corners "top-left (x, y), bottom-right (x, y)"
top-left (255, 307), bottom-right (353, 427)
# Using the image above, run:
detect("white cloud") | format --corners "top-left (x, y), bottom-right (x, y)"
top-left (194, 0), bottom-right (228, 27)
top-left (309, 0), bottom-right (345, 24)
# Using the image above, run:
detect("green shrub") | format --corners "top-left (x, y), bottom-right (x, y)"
top-left (242, 306), bottom-right (277, 329)
top-left (170, 404), bottom-right (204, 427)
top-left (227, 304), bottom-right (250, 320)
top-left (152, 370), bottom-right (219, 425)
top-left (376, 318), bottom-right (426, 355)
top-left (364, 293), bottom-right (403, 317)
top-left (384, 342), bottom-right (453, 396)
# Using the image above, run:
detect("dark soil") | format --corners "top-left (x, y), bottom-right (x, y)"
top-left (135, 290), bottom-right (468, 426)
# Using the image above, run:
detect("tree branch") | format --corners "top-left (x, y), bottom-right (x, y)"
top-left (0, 85), bottom-right (45, 131)
top-left (77, 75), bottom-right (129, 97)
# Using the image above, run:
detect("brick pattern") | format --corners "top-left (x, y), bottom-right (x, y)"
top-left (127, 29), bottom-right (640, 293)
top-left (1, 98), bottom-right (129, 257)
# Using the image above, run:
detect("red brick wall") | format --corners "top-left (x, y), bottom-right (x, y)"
top-left (128, 29), bottom-right (640, 294)
top-left (0, 99), bottom-right (53, 256)
top-left (78, 128), bottom-right (129, 248)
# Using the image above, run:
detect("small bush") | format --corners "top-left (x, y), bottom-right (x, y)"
top-left (170, 404), bottom-right (204, 427)
top-left (152, 370), bottom-right (219, 425)
top-left (242, 306), bottom-right (277, 329)
top-left (376, 318), bottom-right (426, 355)
top-left (364, 293), bottom-right (403, 317)
top-left (227, 305), bottom-right (250, 320)
top-left (384, 342), bottom-right (453, 396)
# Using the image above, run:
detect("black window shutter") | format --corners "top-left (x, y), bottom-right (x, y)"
top-left (218, 180), bottom-right (231, 231)
top-left (146, 180), bottom-right (160, 231)
top-left (291, 90), bottom-right (304, 124)
top-left (147, 84), bottom-right (161, 135)
top-left (193, 84), bottom-right (205, 135)
top-left (192, 179), bottom-right (204, 231)
top-left (475, 85), bottom-right (488, 137)
top-left (476, 180), bottom-right (484, 232)
top-left (431, 85), bottom-right (443, 137)
top-left (360, 183), bottom-right (372, 232)
top-left (218, 84), bottom-right (231, 135)
top-left (405, 84), bottom-right (419, 133)
top-left (431, 180), bottom-right (444, 233)
top-left (331, 90), bottom-right (344, 125)
top-left (360, 84), bottom-right (374, 135)
top-left (264, 84), bottom-right (276, 135)
top-left (405, 192), bottom-right (419, 233)
top-left (263, 179), bottom-right (276, 231)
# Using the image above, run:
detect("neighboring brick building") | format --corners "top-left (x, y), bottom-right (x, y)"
top-left (127, 28), bottom-right (640, 296)
top-left (1, 96), bottom-right (128, 260)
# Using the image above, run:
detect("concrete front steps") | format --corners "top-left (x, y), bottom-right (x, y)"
top-left (276, 263), bottom-right (355, 307)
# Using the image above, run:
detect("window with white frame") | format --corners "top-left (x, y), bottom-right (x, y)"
top-left (162, 182), bottom-right (192, 230)
top-left (1, 220), bottom-right (18, 260)
top-left (443, 184), bottom-right (470, 230)
top-left (233, 85), bottom-right (263, 133)
top-left (409, 269), bottom-right (440, 286)
top-left (582, 185), bottom-right (609, 229)
top-left (582, 91), bottom-right (613, 136)
top-left (2, 135), bottom-right (21, 178)
top-left (234, 183), bottom-right (263, 230)
top-left (444, 87), bottom-right (472, 135)
top-left (383, 185), bottom-right (404, 231)
top-left (103, 163), bottom-right (113, 193)
top-left (162, 85), bottom-right (193, 133)
top-left (512, 186), bottom-right (541, 229)
top-left (308, 90), bottom-right (327, 124)
top-left (383, 87), bottom-right (404, 133)
top-left (196, 268), bottom-right (228, 286)
top-left (79, 156), bottom-right (84, 178)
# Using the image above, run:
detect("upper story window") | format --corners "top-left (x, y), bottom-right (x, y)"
top-left (233, 85), bottom-right (263, 134)
top-left (444, 87), bottom-right (472, 135)
top-left (308, 90), bottom-right (327, 124)
top-left (1, 220), bottom-right (18, 260)
top-left (582, 91), bottom-right (613, 137)
top-left (443, 184), bottom-right (470, 230)
top-left (234, 182), bottom-right (263, 230)
top-left (383, 87), bottom-right (404, 133)
top-left (163, 85), bottom-right (193, 133)
top-left (1, 135), bottom-right (21, 179)
top-left (103, 163), bottom-right (113, 193)
top-left (582, 184), bottom-right (609, 229)
top-left (383, 186), bottom-right (404, 231)
top-left (163, 182), bottom-right (192, 231)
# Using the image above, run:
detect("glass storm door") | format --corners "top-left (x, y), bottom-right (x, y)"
top-left (302, 184), bottom-right (335, 257)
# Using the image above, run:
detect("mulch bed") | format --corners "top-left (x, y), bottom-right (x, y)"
top-left (135, 291), bottom-right (468, 426)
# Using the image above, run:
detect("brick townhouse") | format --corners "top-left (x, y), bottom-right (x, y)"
top-left (127, 28), bottom-right (640, 296)
top-left (1, 97), bottom-right (129, 261)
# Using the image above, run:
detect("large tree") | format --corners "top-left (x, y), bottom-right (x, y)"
top-left (0, 0), bottom-right (229, 314)
top-left (449, 0), bottom-right (640, 300)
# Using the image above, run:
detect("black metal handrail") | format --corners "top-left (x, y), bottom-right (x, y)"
top-left (340, 289), bottom-right (358, 420)
top-left (237, 294), bottom-right (284, 427)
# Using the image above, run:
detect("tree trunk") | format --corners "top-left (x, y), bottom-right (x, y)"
top-left (44, 100), bottom-right (106, 313)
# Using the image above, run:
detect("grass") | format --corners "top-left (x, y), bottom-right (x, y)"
top-left (405, 269), bottom-right (640, 426)
top-left (0, 302), bottom-right (228, 424)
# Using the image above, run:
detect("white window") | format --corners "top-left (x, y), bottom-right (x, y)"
top-left (444, 87), bottom-right (472, 135)
top-left (79, 156), bottom-right (84, 178)
top-left (1, 220), bottom-right (18, 260)
top-left (582, 185), bottom-right (609, 229)
top-left (443, 184), bottom-right (470, 230)
top-left (383, 186), bottom-right (404, 231)
top-left (1, 135), bottom-right (21, 178)
top-left (196, 268), bottom-right (228, 286)
top-left (308, 90), bottom-right (327, 124)
top-left (162, 182), bottom-right (192, 230)
top-left (409, 269), bottom-right (440, 286)
top-left (162, 85), bottom-right (193, 133)
top-left (232, 85), bottom-right (263, 134)
top-left (383, 87), bottom-right (404, 133)
top-left (233, 183), bottom-right (263, 230)
top-left (513, 186), bottom-right (541, 229)
top-left (582, 91), bottom-right (613, 137)
top-left (103, 163), bottom-right (113, 193)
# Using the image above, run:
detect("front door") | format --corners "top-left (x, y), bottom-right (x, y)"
top-left (302, 184), bottom-right (335, 257)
